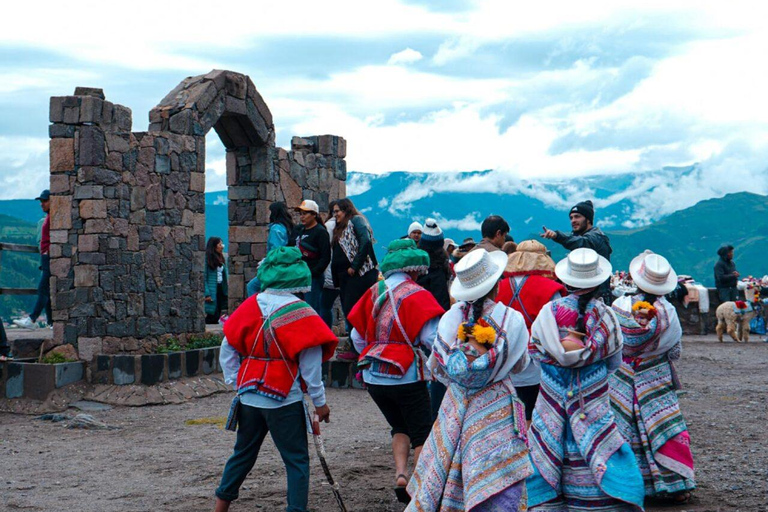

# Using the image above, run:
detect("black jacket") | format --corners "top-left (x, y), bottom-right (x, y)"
top-left (714, 256), bottom-right (737, 289)
top-left (288, 223), bottom-right (331, 279)
top-left (553, 226), bottom-right (612, 260)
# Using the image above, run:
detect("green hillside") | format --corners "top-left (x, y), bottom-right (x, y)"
top-left (0, 214), bottom-right (40, 321)
top-left (607, 192), bottom-right (768, 286)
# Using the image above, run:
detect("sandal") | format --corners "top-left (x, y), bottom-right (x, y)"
top-left (394, 473), bottom-right (410, 504)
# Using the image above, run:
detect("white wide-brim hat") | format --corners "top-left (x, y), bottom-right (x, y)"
top-left (450, 249), bottom-right (508, 302)
top-left (555, 248), bottom-right (612, 289)
top-left (629, 250), bottom-right (678, 295)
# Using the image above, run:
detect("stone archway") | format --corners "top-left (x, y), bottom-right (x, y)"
top-left (47, 70), bottom-right (346, 356)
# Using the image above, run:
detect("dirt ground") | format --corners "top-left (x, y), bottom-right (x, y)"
top-left (0, 336), bottom-right (766, 512)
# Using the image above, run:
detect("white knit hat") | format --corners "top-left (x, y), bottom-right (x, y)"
top-left (408, 221), bottom-right (423, 235)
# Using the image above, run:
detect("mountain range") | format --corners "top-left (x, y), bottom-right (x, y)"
top-left (0, 169), bottom-right (764, 320)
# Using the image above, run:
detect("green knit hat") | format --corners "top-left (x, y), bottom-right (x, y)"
top-left (380, 239), bottom-right (430, 278)
top-left (257, 246), bottom-right (311, 293)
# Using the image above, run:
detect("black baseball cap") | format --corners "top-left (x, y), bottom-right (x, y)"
top-left (35, 189), bottom-right (50, 201)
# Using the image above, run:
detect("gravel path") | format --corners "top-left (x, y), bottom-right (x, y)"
top-left (0, 336), bottom-right (765, 511)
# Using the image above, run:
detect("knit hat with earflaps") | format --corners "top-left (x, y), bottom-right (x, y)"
top-left (380, 239), bottom-right (430, 278)
top-left (257, 246), bottom-right (312, 294)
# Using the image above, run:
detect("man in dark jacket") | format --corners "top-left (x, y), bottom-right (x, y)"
top-left (541, 200), bottom-right (613, 303)
top-left (714, 245), bottom-right (739, 302)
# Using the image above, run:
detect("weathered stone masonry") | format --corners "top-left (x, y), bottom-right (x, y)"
top-left (48, 70), bottom-right (346, 357)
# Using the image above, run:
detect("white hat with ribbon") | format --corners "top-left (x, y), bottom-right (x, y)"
top-left (555, 248), bottom-right (612, 289)
top-left (629, 250), bottom-right (678, 295)
top-left (450, 248), bottom-right (508, 302)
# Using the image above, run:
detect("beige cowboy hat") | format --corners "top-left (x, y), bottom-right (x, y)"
top-left (450, 248), bottom-right (508, 302)
top-left (555, 248), bottom-right (612, 289)
top-left (505, 239), bottom-right (556, 278)
top-left (629, 250), bottom-right (678, 296)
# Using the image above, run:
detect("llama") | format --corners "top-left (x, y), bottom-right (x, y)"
top-left (715, 283), bottom-right (762, 342)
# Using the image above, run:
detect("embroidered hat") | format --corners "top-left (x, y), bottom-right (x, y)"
top-left (408, 221), bottom-right (423, 235)
top-left (555, 248), bottom-right (612, 289)
top-left (629, 250), bottom-right (678, 295)
top-left (504, 239), bottom-right (556, 278)
top-left (257, 246), bottom-right (311, 293)
top-left (450, 248), bottom-right (508, 302)
top-left (380, 238), bottom-right (430, 278)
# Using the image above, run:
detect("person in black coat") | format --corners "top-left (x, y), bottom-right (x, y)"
top-left (541, 200), bottom-right (613, 303)
top-left (416, 218), bottom-right (451, 420)
top-left (714, 244), bottom-right (739, 302)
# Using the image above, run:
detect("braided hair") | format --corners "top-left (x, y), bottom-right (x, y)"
top-left (575, 288), bottom-right (600, 333)
top-left (468, 283), bottom-right (500, 323)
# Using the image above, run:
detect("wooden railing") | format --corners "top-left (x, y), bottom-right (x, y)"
top-left (0, 242), bottom-right (39, 295)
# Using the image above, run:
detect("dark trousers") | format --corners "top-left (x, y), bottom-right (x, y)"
top-left (367, 381), bottom-right (433, 449)
top-left (428, 380), bottom-right (447, 422)
top-left (339, 269), bottom-right (379, 351)
top-left (319, 287), bottom-right (339, 328)
top-left (216, 401), bottom-right (309, 511)
top-left (718, 287), bottom-right (738, 303)
top-left (0, 320), bottom-right (10, 357)
top-left (303, 276), bottom-right (324, 314)
top-left (30, 254), bottom-right (51, 324)
top-left (205, 283), bottom-right (227, 324)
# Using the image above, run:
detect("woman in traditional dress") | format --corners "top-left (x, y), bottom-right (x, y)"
top-left (527, 248), bottom-right (644, 511)
top-left (407, 249), bottom-right (533, 511)
top-left (610, 251), bottom-right (695, 504)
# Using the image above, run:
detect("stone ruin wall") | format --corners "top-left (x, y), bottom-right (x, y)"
top-left (47, 70), bottom-right (346, 358)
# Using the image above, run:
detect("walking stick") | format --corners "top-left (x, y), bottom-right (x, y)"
top-left (303, 399), bottom-right (348, 512)
top-left (262, 297), bottom-right (347, 512)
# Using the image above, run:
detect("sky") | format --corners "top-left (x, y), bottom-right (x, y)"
top-left (1, 0), bottom-right (767, 209)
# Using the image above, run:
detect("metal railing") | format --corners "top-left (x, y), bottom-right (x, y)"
top-left (0, 242), bottom-right (39, 295)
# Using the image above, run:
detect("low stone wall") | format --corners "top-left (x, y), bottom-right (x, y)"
top-left (91, 347), bottom-right (222, 386)
top-left (1, 360), bottom-right (84, 400)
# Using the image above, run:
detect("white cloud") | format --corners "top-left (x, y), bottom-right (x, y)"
top-left (1, 1), bottom-right (456, 70)
top-left (432, 211), bottom-right (482, 232)
top-left (388, 48), bottom-right (423, 65)
top-left (0, 136), bottom-right (50, 199)
top-left (346, 173), bottom-right (377, 196)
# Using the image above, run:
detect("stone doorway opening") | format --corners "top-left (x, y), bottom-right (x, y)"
top-left (48, 70), bottom-right (347, 356)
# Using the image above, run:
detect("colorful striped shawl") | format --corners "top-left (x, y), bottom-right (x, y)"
top-left (530, 294), bottom-right (623, 368)
top-left (406, 377), bottom-right (532, 512)
top-left (430, 300), bottom-right (530, 387)
top-left (611, 295), bottom-right (681, 358)
top-left (529, 362), bottom-right (633, 504)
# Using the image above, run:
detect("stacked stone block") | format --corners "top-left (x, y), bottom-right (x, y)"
top-left (48, 70), bottom-right (347, 356)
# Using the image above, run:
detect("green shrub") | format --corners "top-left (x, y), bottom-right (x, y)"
top-left (187, 333), bottom-right (223, 350)
top-left (155, 338), bottom-right (183, 354)
top-left (41, 353), bottom-right (75, 364)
